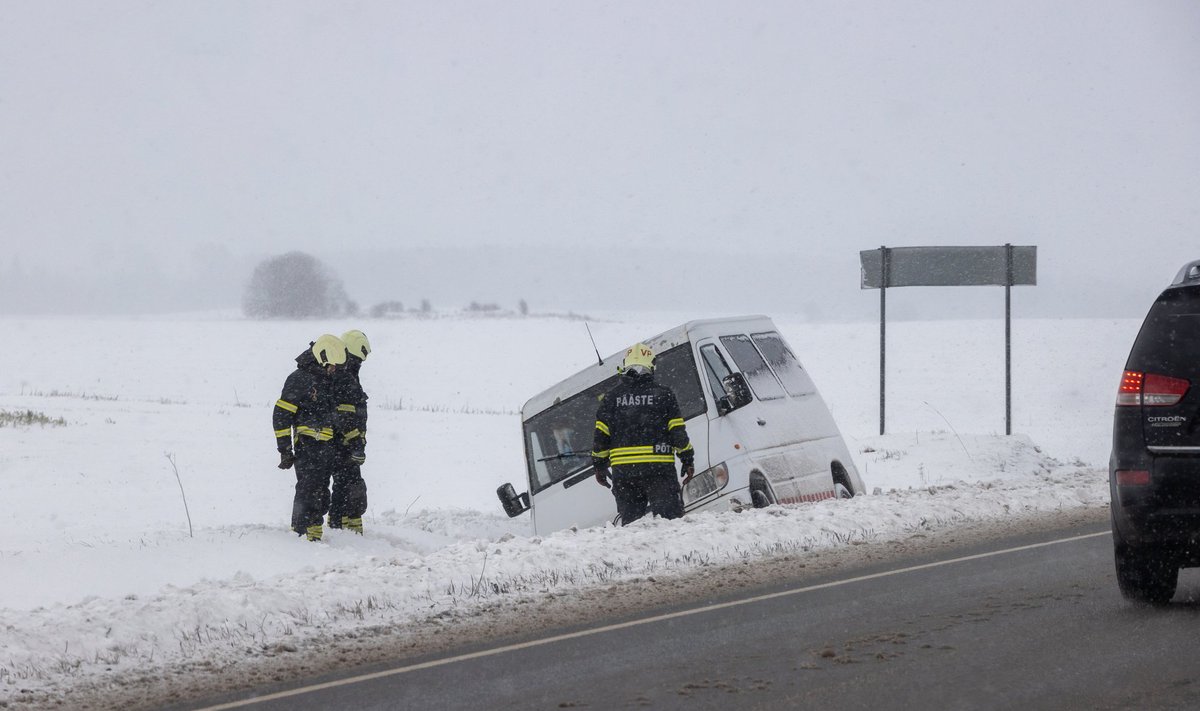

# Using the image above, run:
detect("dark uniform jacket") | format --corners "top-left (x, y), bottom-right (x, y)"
top-left (591, 372), bottom-right (694, 475)
top-left (273, 350), bottom-right (338, 451)
top-left (333, 357), bottom-right (368, 454)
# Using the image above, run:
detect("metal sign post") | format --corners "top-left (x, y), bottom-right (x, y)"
top-left (859, 244), bottom-right (1037, 436)
top-left (1005, 244), bottom-right (1014, 435)
top-left (879, 246), bottom-right (889, 436)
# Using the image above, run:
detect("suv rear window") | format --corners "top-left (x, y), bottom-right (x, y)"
top-left (1128, 285), bottom-right (1200, 374)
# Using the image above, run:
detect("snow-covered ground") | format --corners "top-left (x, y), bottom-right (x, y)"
top-left (0, 312), bottom-right (1132, 704)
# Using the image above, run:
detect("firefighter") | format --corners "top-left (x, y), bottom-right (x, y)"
top-left (273, 334), bottom-right (346, 541)
top-left (329, 329), bottom-right (370, 534)
top-left (591, 342), bottom-right (695, 525)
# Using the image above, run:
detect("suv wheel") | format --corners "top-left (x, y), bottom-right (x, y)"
top-left (1113, 524), bottom-right (1178, 604)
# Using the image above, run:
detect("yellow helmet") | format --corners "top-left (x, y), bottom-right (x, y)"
top-left (311, 334), bottom-right (347, 367)
top-left (621, 342), bottom-right (655, 373)
top-left (341, 329), bottom-right (371, 361)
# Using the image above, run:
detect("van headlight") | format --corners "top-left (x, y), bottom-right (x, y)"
top-left (684, 462), bottom-right (729, 502)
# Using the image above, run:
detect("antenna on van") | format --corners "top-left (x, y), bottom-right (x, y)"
top-left (584, 322), bottom-right (604, 366)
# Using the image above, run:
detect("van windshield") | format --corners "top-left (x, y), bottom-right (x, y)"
top-left (524, 376), bottom-right (619, 494)
top-left (523, 344), bottom-right (705, 494)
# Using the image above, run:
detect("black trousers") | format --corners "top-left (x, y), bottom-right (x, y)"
top-left (291, 439), bottom-right (336, 534)
top-left (329, 446), bottom-right (368, 525)
top-left (611, 466), bottom-right (684, 525)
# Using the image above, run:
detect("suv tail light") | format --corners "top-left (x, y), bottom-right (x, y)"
top-left (1116, 371), bottom-right (1190, 407)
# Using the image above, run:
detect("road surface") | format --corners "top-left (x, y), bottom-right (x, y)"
top-left (183, 514), bottom-right (1200, 710)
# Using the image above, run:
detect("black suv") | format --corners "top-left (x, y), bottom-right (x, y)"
top-left (1111, 259), bottom-right (1200, 603)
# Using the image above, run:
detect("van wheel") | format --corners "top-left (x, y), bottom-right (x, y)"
top-left (831, 462), bottom-right (855, 498)
top-left (750, 480), bottom-right (775, 509)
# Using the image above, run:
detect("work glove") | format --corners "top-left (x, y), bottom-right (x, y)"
top-left (349, 449), bottom-right (366, 466)
top-left (278, 448), bottom-right (296, 470)
top-left (594, 467), bottom-right (611, 488)
top-left (680, 464), bottom-right (696, 485)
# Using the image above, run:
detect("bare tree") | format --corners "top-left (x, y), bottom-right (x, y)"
top-left (242, 251), bottom-right (351, 319)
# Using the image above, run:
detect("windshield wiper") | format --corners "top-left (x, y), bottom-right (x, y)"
top-left (537, 451), bottom-right (591, 462)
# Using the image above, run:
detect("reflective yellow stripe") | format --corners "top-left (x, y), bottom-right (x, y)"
top-left (337, 404), bottom-right (357, 413)
top-left (591, 450), bottom-right (610, 458)
top-left (342, 428), bottom-right (361, 443)
top-left (611, 455), bottom-right (676, 465)
top-left (274, 429), bottom-right (291, 438)
top-left (674, 443), bottom-right (693, 454)
top-left (668, 418), bottom-right (685, 430)
top-left (610, 445), bottom-right (655, 456)
top-left (275, 399), bottom-right (298, 413)
top-left (595, 420), bottom-right (610, 436)
top-left (295, 425), bottom-right (334, 441)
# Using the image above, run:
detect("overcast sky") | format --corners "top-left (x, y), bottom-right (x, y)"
top-left (1, 1), bottom-right (1198, 316)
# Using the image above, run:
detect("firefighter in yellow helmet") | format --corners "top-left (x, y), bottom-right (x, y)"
top-left (273, 334), bottom-right (346, 541)
top-left (329, 329), bottom-right (371, 534)
top-left (591, 343), bottom-right (695, 524)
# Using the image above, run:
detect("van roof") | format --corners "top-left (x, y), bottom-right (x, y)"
top-left (521, 314), bottom-right (775, 419)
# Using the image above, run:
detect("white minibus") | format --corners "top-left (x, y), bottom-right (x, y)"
top-left (497, 316), bottom-right (865, 534)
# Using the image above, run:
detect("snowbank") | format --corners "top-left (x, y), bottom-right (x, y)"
top-left (0, 314), bottom-right (1124, 702)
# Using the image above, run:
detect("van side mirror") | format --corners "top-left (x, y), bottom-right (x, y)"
top-left (718, 373), bottom-right (753, 415)
top-left (496, 482), bottom-right (531, 518)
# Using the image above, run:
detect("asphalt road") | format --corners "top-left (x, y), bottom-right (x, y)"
top-left (189, 519), bottom-right (1200, 710)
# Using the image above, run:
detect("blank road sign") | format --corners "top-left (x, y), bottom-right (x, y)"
top-left (860, 245), bottom-right (1037, 289)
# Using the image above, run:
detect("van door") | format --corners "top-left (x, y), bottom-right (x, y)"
top-left (696, 337), bottom-right (801, 503)
top-left (747, 330), bottom-right (845, 501)
top-left (702, 334), bottom-right (837, 504)
top-left (696, 338), bottom-right (745, 482)
top-left (749, 330), bottom-right (841, 443)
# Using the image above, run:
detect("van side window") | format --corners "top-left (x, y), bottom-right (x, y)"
top-left (751, 331), bottom-right (813, 398)
top-left (654, 344), bottom-right (707, 421)
top-left (700, 344), bottom-right (732, 400)
top-left (719, 334), bottom-right (786, 400)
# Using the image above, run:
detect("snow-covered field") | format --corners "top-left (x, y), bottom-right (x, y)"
top-left (0, 311), bottom-right (1133, 704)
